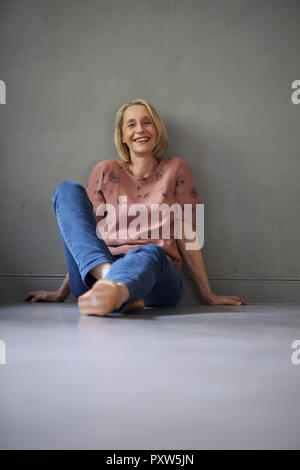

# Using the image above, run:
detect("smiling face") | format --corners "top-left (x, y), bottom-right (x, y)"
top-left (121, 105), bottom-right (157, 159)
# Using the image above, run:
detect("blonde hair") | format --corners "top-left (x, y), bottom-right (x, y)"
top-left (114, 98), bottom-right (169, 163)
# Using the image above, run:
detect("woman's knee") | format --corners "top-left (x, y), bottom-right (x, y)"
top-left (172, 284), bottom-right (184, 306)
top-left (53, 180), bottom-right (83, 196)
top-left (165, 283), bottom-right (183, 307)
top-left (169, 279), bottom-right (184, 306)
top-left (141, 243), bottom-right (166, 258)
top-left (126, 244), bottom-right (165, 258)
top-left (144, 287), bottom-right (183, 308)
top-left (143, 274), bottom-right (183, 308)
top-left (52, 181), bottom-right (84, 208)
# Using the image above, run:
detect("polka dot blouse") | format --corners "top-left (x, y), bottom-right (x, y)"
top-left (86, 156), bottom-right (202, 274)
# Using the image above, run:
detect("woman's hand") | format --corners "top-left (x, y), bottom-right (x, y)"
top-left (203, 292), bottom-right (247, 306)
top-left (22, 290), bottom-right (67, 303)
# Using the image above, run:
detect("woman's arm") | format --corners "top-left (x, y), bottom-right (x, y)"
top-left (178, 239), bottom-right (214, 303)
top-left (22, 272), bottom-right (71, 302)
top-left (176, 224), bottom-right (246, 306)
top-left (57, 272), bottom-right (71, 300)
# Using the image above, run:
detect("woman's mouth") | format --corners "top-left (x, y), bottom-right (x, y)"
top-left (134, 137), bottom-right (151, 144)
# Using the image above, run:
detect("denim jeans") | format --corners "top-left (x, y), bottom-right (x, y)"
top-left (51, 181), bottom-right (183, 313)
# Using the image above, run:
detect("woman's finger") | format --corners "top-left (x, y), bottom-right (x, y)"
top-left (231, 296), bottom-right (247, 305)
top-left (226, 297), bottom-right (242, 305)
top-left (22, 292), bottom-right (33, 301)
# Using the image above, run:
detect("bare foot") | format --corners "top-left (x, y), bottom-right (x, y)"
top-left (78, 279), bottom-right (129, 316)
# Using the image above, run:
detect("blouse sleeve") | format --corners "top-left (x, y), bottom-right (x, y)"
top-left (86, 160), bottom-right (107, 222)
top-left (174, 157), bottom-right (202, 230)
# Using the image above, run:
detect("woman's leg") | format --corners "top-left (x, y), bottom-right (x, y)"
top-left (52, 182), bottom-right (182, 309)
top-left (142, 262), bottom-right (184, 308)
top-left (103, 244), bottom-right (183, 313)
top-left (51, 181), bottom-right (115, 299)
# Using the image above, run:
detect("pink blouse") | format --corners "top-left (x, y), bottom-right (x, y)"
top-left (86, 156), bottom-right (202, 274)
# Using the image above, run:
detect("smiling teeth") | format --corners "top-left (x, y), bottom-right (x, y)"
top-left (135, 138), bottom-right (149, 142)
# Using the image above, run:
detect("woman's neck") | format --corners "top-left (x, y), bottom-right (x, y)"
top-left (126, 155), bottom-right (159, 178)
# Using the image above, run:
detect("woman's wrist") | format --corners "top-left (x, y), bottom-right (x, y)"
top-left (56, 288), bottom-right (69, 301)
top-left (57, 273), bottom-right (71, 300)
top-left (201, 291), bottom-right (215, 304)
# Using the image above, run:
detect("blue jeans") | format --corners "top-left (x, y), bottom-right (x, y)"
top-left (51, 181), bottom-right (183, 313)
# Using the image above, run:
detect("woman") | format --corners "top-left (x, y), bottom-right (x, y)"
top-left (23, 98), bottom-right (246, 314)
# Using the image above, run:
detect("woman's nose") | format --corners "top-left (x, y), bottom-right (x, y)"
top-left (135, 122), bottom-right (144, 132)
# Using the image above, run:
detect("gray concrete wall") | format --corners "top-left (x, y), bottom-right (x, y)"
top-left (0, 0), bottom-right (299, 302)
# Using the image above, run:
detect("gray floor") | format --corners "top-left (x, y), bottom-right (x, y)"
top-left (0, 301), bottom-right (300, 450)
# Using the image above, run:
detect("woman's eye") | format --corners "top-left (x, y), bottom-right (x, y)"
top-left (128, 121), bottom-right (151, 127)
